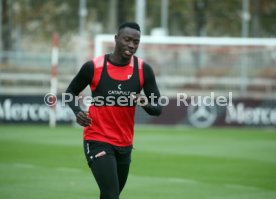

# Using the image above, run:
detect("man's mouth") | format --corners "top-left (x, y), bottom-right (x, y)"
top-left (124, 50), bottom-right (133, 56)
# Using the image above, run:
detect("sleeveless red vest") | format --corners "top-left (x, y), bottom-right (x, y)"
top-left (83, 55), bottom-right (144, 146)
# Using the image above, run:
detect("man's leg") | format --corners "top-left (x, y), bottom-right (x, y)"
top-left (115, 148), bottom-right (132, 194)
top-left (117, 162), bottom-right (130, 193)
top-left (84, 141), bottom-right (120, 199)
top-left (90, 154), bottom-right (120, 199)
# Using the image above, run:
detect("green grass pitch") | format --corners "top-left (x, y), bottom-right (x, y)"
top-left (0, 125), bottom-right (276, 199)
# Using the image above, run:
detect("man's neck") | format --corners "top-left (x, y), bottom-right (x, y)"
top-left (108, 53), bottom-right (131, 66)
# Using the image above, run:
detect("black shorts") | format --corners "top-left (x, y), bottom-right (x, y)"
top-left (83, 140), bottom-right (133, 167)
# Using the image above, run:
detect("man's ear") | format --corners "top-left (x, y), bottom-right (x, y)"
top-left (115, 34), bottom-right (118, 42)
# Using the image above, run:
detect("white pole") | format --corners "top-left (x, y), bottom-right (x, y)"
top-left (135, 0), bottom-right (146, 57)
top-left (79, 0), bottom-right (87, 37)
top-left (77, 0), bottom-right (87, 71)
top-left (240, 0), bottom-right (250, 95)
top-left (135, 0), bottom-right (145, 35)
top-left (49, 32), bottom-right (59, 128)
top-left (161, 0), bottom-right (168, 35)
top-left (108, 0), bottom-right (117, 33)
top-left (242, 0), bottom-right (250, 37)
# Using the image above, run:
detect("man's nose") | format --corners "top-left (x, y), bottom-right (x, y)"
top-left (128, 41), bottom-right (135, 49)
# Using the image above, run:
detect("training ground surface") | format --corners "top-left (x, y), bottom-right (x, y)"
top-left (0, 125), bottom-right (276, 199)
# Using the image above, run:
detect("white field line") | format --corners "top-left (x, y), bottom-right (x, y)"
top-left (129, 174), bottom-right (265, 191)
top-left (12, 163), bottom-right (36, 169)
top-left (2, 163), bottom-right (84, 173)
top-left (224, 184), bottom-right (264, 191)
top-left (55, 167), bottom-right (83, 173)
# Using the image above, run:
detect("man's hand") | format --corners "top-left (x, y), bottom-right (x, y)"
top-left (76, 111), bottom-right (92, 127)
top-left (132, 94), bottom-right (147, 107)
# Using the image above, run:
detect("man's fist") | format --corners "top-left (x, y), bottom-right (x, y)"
top-left (76, 111), bottom-right (92, 127)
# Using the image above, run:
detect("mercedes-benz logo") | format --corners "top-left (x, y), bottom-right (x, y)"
top-left (187, 104), bottom-right (217, 128)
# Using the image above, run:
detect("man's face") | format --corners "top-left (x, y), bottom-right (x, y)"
top-left (115, 27), bottom-right (141, 59)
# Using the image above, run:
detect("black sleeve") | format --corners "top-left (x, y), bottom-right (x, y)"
top-left (65, 61), bottom-right (94, 116)
top-left (141, 63), bottom-right (162, 116)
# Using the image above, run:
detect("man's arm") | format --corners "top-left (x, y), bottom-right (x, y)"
top-left (140, 63), bottom-right (162, 116)
top-left (65, 61), bottom-right (93, 126)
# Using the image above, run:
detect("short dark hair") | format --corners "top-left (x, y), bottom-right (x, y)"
top-left (118, 22), bottom-right (141, 33)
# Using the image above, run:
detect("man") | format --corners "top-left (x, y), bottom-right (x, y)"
top-left (66, 22), bottom-right (162, 199)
